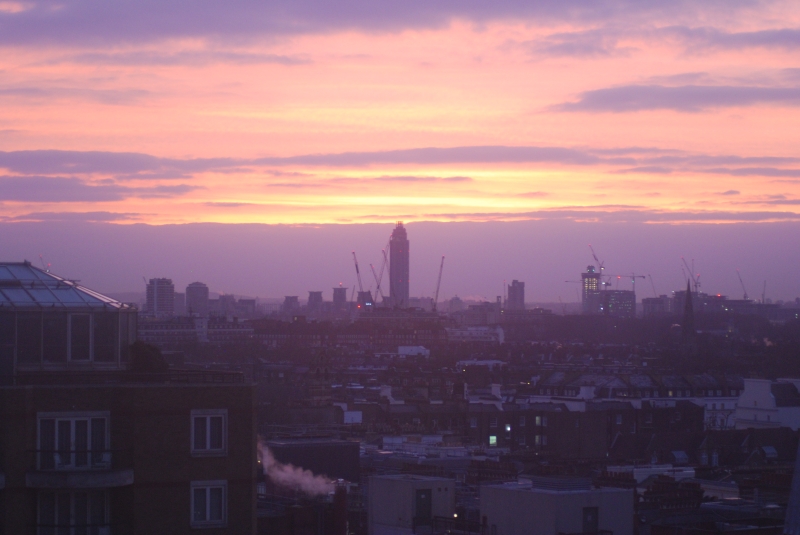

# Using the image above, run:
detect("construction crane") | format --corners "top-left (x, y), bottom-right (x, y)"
top-left (369, 264), bottom-right (386, 301)
top-left (607, 274), bottom-right (646, 295)
top-left (735, 269), bottom-right (749, 300)
top-left (588, 244), bottom-right (606, 278)
top-left (648, 274), bottom-right (657, 297)
top-left (432, 256), bottom-right (445, 312)
top-left (681, 257), bottom-right (700, 293)
top-left (351, 251), bottom-right (364, 293)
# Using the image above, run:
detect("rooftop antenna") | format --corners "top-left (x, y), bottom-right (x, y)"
top-left (38, 255), bottom-right (51, 273)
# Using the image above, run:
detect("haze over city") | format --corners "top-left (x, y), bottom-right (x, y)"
top-left (3, 2), bottom-right (800, 534)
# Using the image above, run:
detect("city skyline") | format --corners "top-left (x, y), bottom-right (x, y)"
top-left (2, 219), bottom-right (798, 303)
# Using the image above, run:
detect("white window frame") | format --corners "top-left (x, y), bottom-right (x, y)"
top-left (190, 409), bottom-right (228, 457)
top-left (190, 480), bottom-right (227, 528)
top-left (37, 411), bottom-right (110, 470)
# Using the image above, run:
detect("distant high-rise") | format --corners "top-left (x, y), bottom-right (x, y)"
top-left (146, 278), bottom-right (175, 317)
top-left (389, 221), bottom-right (410, 308)
top-left (581, 265), bottom-right (601, 314)
top-left (186, 282), bottom-right (209, 316)
top-left (507, 280), bottom-right (525, 310)
top-left (332, 287), bottom-right (348, 310)
top-left (682, 279), bottom-right (695, 339)
top-left (308, 291), bottom-right (323, 310)
top-left (173, 292), bottom-right (186, 315)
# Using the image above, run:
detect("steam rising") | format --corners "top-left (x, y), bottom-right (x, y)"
top-left (258, 439), bottom-right (335, 496)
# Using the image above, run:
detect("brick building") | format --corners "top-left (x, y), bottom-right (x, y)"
top-left (0, 262), bottom-right (257, 534)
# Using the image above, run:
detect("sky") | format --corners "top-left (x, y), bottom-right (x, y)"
top-left (1, 1), bottom-right (799, 300)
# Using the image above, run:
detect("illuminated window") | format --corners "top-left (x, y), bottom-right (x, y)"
top-left (489, 436), bottom-right (497, 446)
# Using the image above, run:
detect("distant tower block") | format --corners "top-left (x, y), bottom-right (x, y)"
top-left (507, 280), bottom-right (525, 310)
top-left (389, 221), bottom-right (410, 308)
top-left (308, 291), bottom-right (323, 310)
top-left (332, 287), bottom-right (347, 310)
top-left (186, 281), bottom-right (209, 317)
top-left (581, 265), bottom-right (601, 315)
top-left (146, 278), bottom-right (175, 317)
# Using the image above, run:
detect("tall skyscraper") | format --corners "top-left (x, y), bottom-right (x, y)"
top-left (507, 280), bottom-right (525, 310)
top-left (581, 265), bottom-right (601, 314)
top-left (186, 281), bottom-right (210, 317)
top-left (389, 221), bottom-right (410, 308)
top-left (146, 278), bottom-right (175, 317)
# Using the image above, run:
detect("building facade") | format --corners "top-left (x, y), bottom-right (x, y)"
top-left (145, 278), bottom-right (174, 318)
top-left (507, 280), bottom-right (525, 311)
top-left (0, 262), bottom-right (257, 534)
top-left (186, 282), bottom-right (209, 317)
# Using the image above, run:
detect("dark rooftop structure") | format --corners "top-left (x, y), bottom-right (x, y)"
top-left (0, 261), bottom-right (138, 384)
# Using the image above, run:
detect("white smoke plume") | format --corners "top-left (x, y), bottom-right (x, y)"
top-left (258, 439), bottom-right (335, 496)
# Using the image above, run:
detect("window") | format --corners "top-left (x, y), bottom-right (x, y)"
top-left (470, 417), bottom-right (477, 428)
top-left (488, 436), bottom-right (497, 446)
top-left (505, 424), bottom-right (511, 432)
top-left (519, 415), bottom-right (525, 427)
top-left (535, 416), bottom-right (541, 426)
top-left (717, 390), bottom-right (722, 396)
top-left (38, 490), bottom-right (109, 535)
top-left (191, 410), bottom-right (227, 456)
top-left (518, 435), bottom-right (526, 445)
top-left (69, 314), bottom-right (91, 361)
top-left (38, 413), bottom-right (109, 470)
top-left (489, 417), bottom-right (497, 428)
top-left (542, 416), bottom-right (548, 427)
top-left (542, 435), bottom-right (547, 446)
top-left (535, 435), bottom-right (541, 445)
top-left (615, 414), bottom-right (622, 425)
top-left (191, 481), bottom-right (227, 528)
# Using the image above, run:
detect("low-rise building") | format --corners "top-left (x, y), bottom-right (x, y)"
top-left (481, 477), bottom-right (634, 535)
top-left (368, 475), bottom-right (455, 535)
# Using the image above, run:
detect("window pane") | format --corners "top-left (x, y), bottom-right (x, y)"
top-left (17, 312), bottom-right (42, 363)
top-left (39, 492), bottom-right (56, 535)
top-left (56, 492), bottom-right (71, 535)
top-left (193, 417), bottom-right (207, 450)
top-left (193, 488), bottom-right (207, 522)
top-left (89, 492), bottom-right (106, 531)
top-left (42, 313), bottom-right (68, 363)
top-left (57, 421), bottom-right (71, 467)
top-left (92, 418), bottom-right (106, 463)
top-left (74, 492), bottom-right (88, 535)
top-left (74, 420), bottom-right (88, 467)
top-left (209, 417), bottom-right (223, 450)
top-left (93, 313), bottom-right (117, 362)
top-left (91, 418), bottom-right (106, 465)
top-left (40, 419), bottom-right (56, 469)
top-left (209, 487), bottom-right (223, 521)
top-left (70, 315), bottom-right (91, 361)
